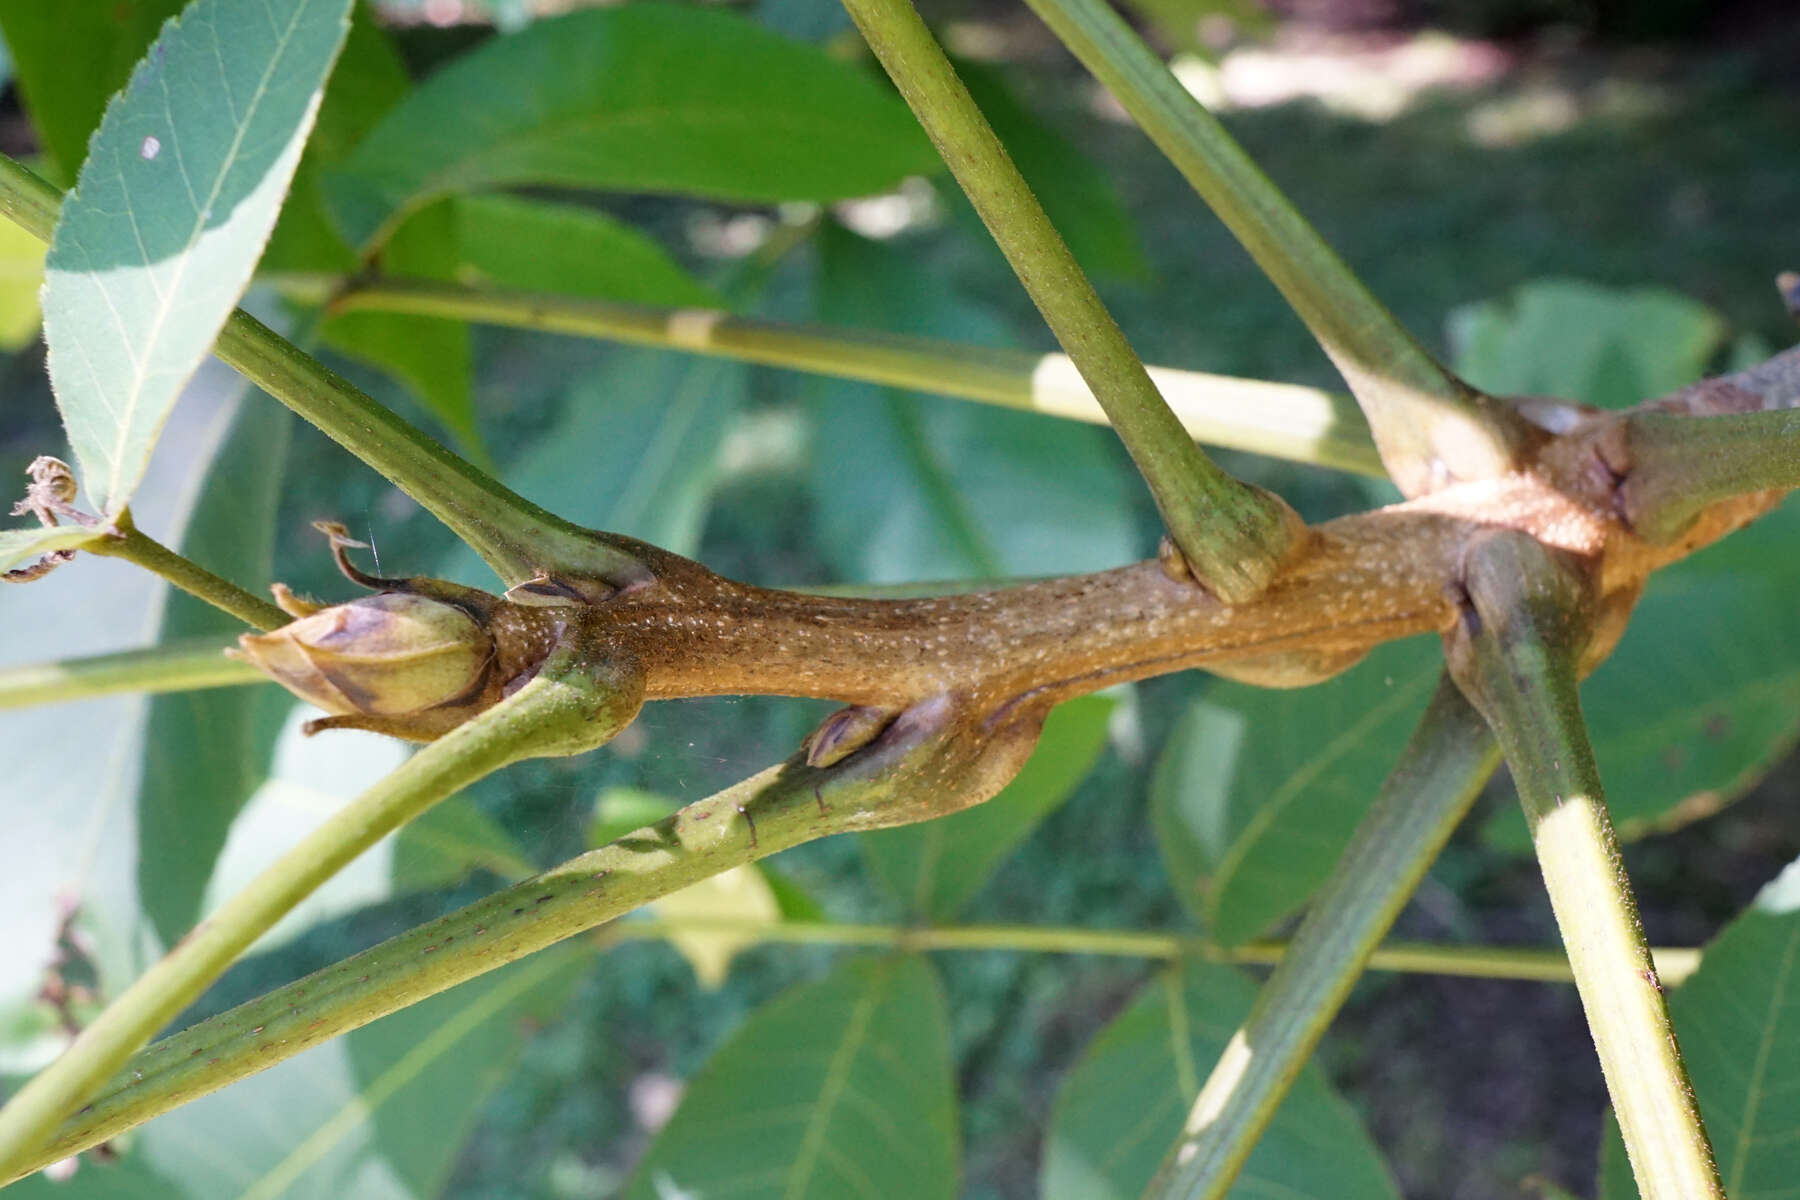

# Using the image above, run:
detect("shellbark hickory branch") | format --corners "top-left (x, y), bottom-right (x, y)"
top-left (239, 434), bottom-right (1780, 770)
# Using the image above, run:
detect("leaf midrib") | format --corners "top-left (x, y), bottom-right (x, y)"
top-left (1727, 920), bottom-right (1800, 1195)
top-left (784, 963), bottom-right (890, 1200)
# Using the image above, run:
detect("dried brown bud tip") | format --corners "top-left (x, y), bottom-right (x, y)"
top-left (12, 456), bottom-right (91, 527)
top-left (233, 592), bottom-right (493, 717)
top-left (24, 457), bottom-right (78, 508)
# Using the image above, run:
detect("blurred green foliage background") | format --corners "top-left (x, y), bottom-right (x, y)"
top-left (1, 1), bottom-right (1797, 1196)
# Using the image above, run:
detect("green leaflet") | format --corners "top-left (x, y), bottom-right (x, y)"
top-left (623, 954), bottom-right (959, 1200)
top-left (452, 193), bottom-right (718, 308)
top-left (0, 526), bottom-right (105, 574)
top-left (324, 4), bottom-right (940, 251)
top-left (42, 0), bottom-right (354, 516)
top-left (262, 6), bottom-right (489, 448)
top-left (1595, 501), bottom-right (1800, 838)
top-left (252, 3), bottom-right (409, 277)
top-left (1450, 280), bottom-right (1726, 410)
top-left (0, 0), bottom-right (186, 184)
top-left (342, 952), bottom-right (586, 1200)
top-left (1043, 961), bottom-right (1398, 1199)
top-left (1152, 637), bottom-right (1442, 945)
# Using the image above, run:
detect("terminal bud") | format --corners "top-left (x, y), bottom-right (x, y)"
top-left (234, 592), bottom-right (493, 719)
